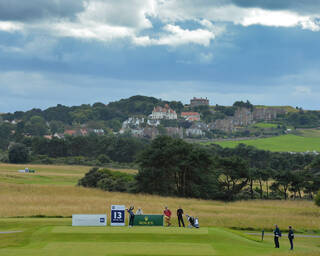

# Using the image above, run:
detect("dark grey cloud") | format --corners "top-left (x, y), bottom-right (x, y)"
top-left (231, 0), bottom-right (320, 15)
top-left (0, 0), bottom-right (84, 22)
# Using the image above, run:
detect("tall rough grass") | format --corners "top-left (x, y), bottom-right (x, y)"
top-left (0, 183), bottom-right (319, 231)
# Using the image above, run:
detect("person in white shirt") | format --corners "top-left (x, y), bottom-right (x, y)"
top-left (136, 207), bottom-right (143, 215)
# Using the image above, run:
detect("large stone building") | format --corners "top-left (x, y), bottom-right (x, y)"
top-left (150, 104), bottom-right (177, 120)
top-left (190, 97), bottom-right (209, 107)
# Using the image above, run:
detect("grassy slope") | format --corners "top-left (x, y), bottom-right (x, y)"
top-left (0, 219), bottom-right (319, 256)
top-left (213, 134), bottom-right (320, 152)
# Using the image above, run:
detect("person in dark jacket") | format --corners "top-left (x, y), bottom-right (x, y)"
top-left (288, 226), bottom-right (294, 250)
top-left (274, 224), bottom-right (281, 248)
top-left (177, 207), bottom-right (185, 227)
top-left (127, 206), bottom-right (135, 227)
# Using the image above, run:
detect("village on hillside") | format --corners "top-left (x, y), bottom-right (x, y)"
top-left (0, 96), bottom-right (293, 141)
top-left (118, 97), bottom-right (288, 139)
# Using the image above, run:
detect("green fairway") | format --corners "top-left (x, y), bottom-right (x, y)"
top-left (0, 164), bottom-right (137, 186)
top-left (213, 134), bottom-right (320, 152)
top-left (1, 218), bottom-right (319, 256)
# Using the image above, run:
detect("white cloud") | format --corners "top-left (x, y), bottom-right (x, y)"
top-left (293, 86), bottom-right (312, 95)
top-left (53, 21), bottom-right (134, 41)
top-left (0, 21), bottom-right (23, 32)
top-left (0, 0), bottom-right (320, 48)
top-left (154, 1), bottom-right (320, 31)
top-left (238, 8), bottom-right (320, 31)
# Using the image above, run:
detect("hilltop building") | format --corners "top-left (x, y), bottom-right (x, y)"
top-left (150, 104), bottom-right (177, 120)
top-left (190, 97), bottom-right (209, 107)
top-left (181, 112), bottom-right (200, 121)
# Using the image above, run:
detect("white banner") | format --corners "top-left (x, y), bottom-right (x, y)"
top-left (72, 214), bottom-right (107, 226)
top-left (111, 205), bottom-right (125, 226)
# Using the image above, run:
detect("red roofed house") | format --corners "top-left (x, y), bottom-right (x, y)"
top-left (181, 112), bottom-right (200, 122)
top-left (151, 104), bottom-right (177, 120)
top-left (64, 129), bottom-right (77, 136)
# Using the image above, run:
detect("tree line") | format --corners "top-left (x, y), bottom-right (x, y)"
top-left (78, 136), bottom-right (320, 201)
top-left (7, 134), bottom-right (149, 164)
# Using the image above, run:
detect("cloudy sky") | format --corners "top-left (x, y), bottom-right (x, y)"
top-left (1, 0), bottom-right (320, 112)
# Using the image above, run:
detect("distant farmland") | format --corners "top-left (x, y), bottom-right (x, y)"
top-left (212, 133), bottom-right (320, 152)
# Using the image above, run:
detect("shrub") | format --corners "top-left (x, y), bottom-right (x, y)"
top-left (315, 191), bottom-right (320, 207)
top-left (78, 167), bottom-right (135, 193)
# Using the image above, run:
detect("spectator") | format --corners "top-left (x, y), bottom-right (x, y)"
top-left (274, 224), bottom-right (281, 248)
top-left (177, 207), bottom-right (185, 227)
top-left (164, 206), bottom-right (172, 227)
top-left (288, 226), bottom-right (294, 250)
top-left (136, 207), bottom-right (143, 215)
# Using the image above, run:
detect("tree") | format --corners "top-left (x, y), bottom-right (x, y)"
top-left (215, 156), bottom-right (249, 201)
top-left (315, 191), bottom-right (320, 207)
top-left (24, 115), bottom-right (48, 136)
top-left (49, 120), bottom-right (64, 134)
top-left (8, 143), bottom-right (29, 163)
top-left (136, 136), bottom-right (215, 198)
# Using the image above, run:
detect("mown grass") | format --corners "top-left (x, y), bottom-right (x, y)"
top-left (213, 134), bottom-right (320, 152)
top-left (0, 218), bottom-right (320, 256)
top-left (0, 218), bottom-right (319, 256)
top-left (0, 164), bottom-right (137, 185)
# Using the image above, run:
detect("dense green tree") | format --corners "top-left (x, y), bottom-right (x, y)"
top-left (8, 143), bottom-right (29, 163)
top-left (315, 191), bottom-right (320, 206)
top-left (215, 156), bottom-right (249, 201)
top-left (136, 136), bottom-right (215, 198)
top-left (24, 115), bottom-right (48, 136)
top-left (49, 120), bottom-right (65, 134)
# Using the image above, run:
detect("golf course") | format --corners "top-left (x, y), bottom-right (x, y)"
top-left (0, 163), bottom-right (319, 255)
top-left (1, 218), bottom-right (320, 256)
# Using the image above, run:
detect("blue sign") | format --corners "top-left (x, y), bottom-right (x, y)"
top-left (111, 205), bottom-right (125, 226)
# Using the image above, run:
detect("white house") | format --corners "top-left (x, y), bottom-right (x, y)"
top-left (150, 104), bottom-right (177, 120)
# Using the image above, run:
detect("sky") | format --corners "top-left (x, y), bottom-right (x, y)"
top-left (0, 0), bottom-right (320, 112)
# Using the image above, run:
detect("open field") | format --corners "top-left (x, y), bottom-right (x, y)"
top-left (296, 129), bottom-right (320, 138)
top-left (251, 122), bottom-right (278, 128)
top-left (0, 218), bottom-right (319, 256)
top-left (0, 164), bottom-right (137, 186)
top-left (212, 134), bottom-right (320, 152)
top-left (0, 163), bottom-right (319, 255)
top-left (0, 182), bottom-right (319, 231)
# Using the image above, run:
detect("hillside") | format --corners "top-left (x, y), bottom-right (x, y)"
top-left (2, 95), bottom-right (320, 157)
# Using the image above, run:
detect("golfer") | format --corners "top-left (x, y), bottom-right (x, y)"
top-left (274, 224), bottom-right (281, 248)
top-left (164, 206), bottom-right (172, 227)
top-left (177, 207), bottom-right (185, 227)
top-left (127, 206), bottom-right (135, 227)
